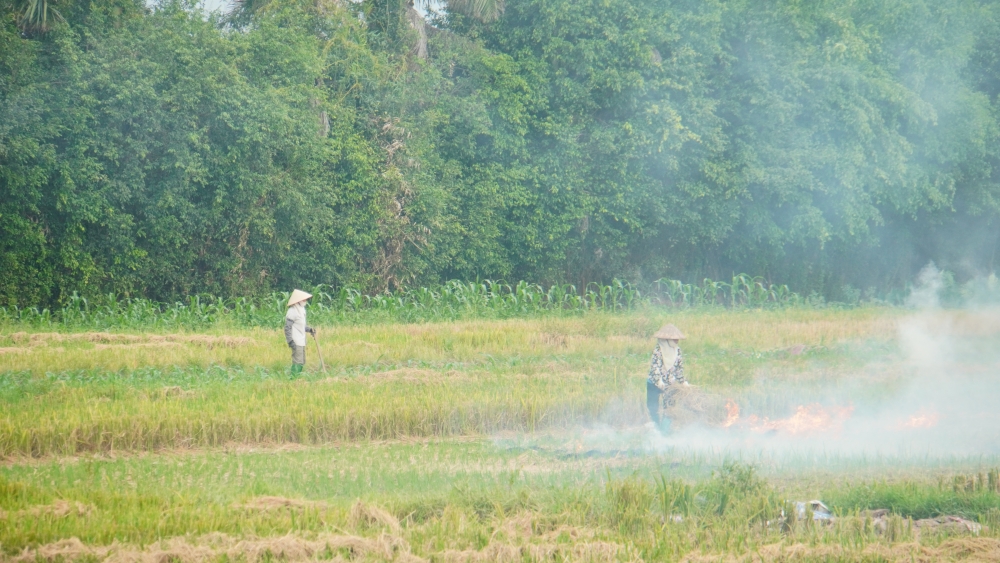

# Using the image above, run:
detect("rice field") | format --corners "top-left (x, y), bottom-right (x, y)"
top-left (4, 306), bottom-right (1000, 562)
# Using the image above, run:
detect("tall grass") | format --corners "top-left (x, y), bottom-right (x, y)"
top-left (0, 308), bottom-right (898, 374)
top-left (0, 370), bottom-right (639, 458)
top-left (0, 309), bottom-right (903, 457)
top-left (3, 304), bottom-right (999, 559)
top-left (0, 276), bottom-right (801, 330)
top-left (826, 476), bottom-right (1000, 520)
top-left (3, 448), bottom-right (999, 559)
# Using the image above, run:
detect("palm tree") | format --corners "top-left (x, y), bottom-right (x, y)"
top-left (431, 0), bottom-right (502, 23)
top-left (409, 0), bottom-right (504, 57)
top-left (10, 0), bottom-right (64, 33)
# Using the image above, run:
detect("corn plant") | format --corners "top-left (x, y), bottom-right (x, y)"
top-left (0, 276), bottom-right (804, 330)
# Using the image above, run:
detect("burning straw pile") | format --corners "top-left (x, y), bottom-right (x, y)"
top-left (662, 387), bottom-right (857, 435)
top-left (661, 386), bottom-right (734, 428)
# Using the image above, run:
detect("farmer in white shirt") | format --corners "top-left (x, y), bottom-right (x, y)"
top-left (284, 289), bottom-right (315, 375)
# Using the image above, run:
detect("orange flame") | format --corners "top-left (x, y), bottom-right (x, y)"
top-left (896, 410), bottom-right (940, 429)
top-left (723, 402), bottom-right (854, 435)
top-left (723, 400), bottom-right (740, 428)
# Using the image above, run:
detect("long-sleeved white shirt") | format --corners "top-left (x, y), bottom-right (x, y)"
top-left (284, 303), bottom-right (308, 346)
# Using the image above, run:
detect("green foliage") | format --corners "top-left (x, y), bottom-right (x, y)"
top-left (13, 0), bottom-right (61, 32)
top-left (442, 0), bottom-right (504, 23)
top-left (1, 0), bottom-right (405, 304)
top-left (361, 0), bottom-right (410, 52)
top-left (0, 275), bottom-right (801, 329)
top-left (653, 274), bottom-right (800, 308)
top-left (2, 0), bottom-right (1000, 307)
top-left (603, 462), bottom-right (783, 547)
top-left (825, 475), bottom-right (1000, 520)
top-left (606, 473), bottom-right (654, 533)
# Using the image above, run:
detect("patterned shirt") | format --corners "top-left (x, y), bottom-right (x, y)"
top-left (648, 344), bottom-right (685, 390)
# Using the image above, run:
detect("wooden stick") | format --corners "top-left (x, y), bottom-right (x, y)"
top-left (311, 331), bottom-right (327, 374)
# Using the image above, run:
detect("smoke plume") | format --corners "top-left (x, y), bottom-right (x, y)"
top-left (507, 263), bottom-right (1000, 462)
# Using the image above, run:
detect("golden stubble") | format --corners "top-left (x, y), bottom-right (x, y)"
top-left (0, 308), bottom-right (901, 374)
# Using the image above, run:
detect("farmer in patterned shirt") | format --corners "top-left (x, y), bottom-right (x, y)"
top-left (646, 323), bottom-right (688, 430)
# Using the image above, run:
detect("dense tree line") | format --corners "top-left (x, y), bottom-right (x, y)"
top-left (2, 0), bottom-right (998, 306)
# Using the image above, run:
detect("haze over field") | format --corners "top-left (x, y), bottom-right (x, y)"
top-left (498, 268), bottom-right (1000, 466)
top-left (5, 0), bottom-right (1000, 560)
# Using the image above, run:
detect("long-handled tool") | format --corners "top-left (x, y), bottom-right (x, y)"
top-left (311, 331), bottom-right (327, 374)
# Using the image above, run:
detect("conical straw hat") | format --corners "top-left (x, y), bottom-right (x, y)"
top-left (653, 323), bottom-right (686, 340)
top-left (287, 289), bottom-right (313, 307)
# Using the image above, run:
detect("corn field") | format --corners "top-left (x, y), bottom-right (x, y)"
top-left (0, 276), bottom-right (800, 330)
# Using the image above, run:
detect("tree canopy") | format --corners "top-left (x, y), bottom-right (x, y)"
top-left (2, 0), bottom-right (998, 306)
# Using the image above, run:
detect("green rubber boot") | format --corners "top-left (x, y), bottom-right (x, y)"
top-left (290, 363), bottom-right (304, 376)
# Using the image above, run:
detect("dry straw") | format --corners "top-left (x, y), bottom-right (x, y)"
top-left (8, 528), bottom-right (632, 563)
top-left (349, 501), bottom-right (402, 534)
top-left (661, 386), bottom-right (732, 427)
top-left (237, 496), bottom-right (328, 511)
top-left (8, 533), bottom-right (422, 563)
top-left (680, 537), bottom-right (1000, 563)
top-left (0, 501), bottom-right (92, 521)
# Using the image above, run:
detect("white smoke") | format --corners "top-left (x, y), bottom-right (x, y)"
top-left (504, 262), bottom-right (1000, 461)
top-left (905, 262), bottom-right (945, 310)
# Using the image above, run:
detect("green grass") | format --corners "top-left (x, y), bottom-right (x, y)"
top-left (2, 441), bottom-right (999, 559)
top-left (3, 306), bottom-right (1000, 561)
top-left (827, 480), bottom-right (1000, 520)
top-left (0, 276), bottom-right (801, 331)
top-left (0, 309), bottom-right (899, 458)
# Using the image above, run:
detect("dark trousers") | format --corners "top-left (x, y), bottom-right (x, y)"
top-left (647, 380), bottom-right (663, 424)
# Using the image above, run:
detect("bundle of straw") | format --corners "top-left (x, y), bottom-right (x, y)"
top-left (661, 386), bottom-right (731, 427)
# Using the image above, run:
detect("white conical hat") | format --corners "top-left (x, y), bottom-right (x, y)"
top-left (287, 289), bottom-right (313, 307)
top-left (653, 323), bottom-right (686, 340)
